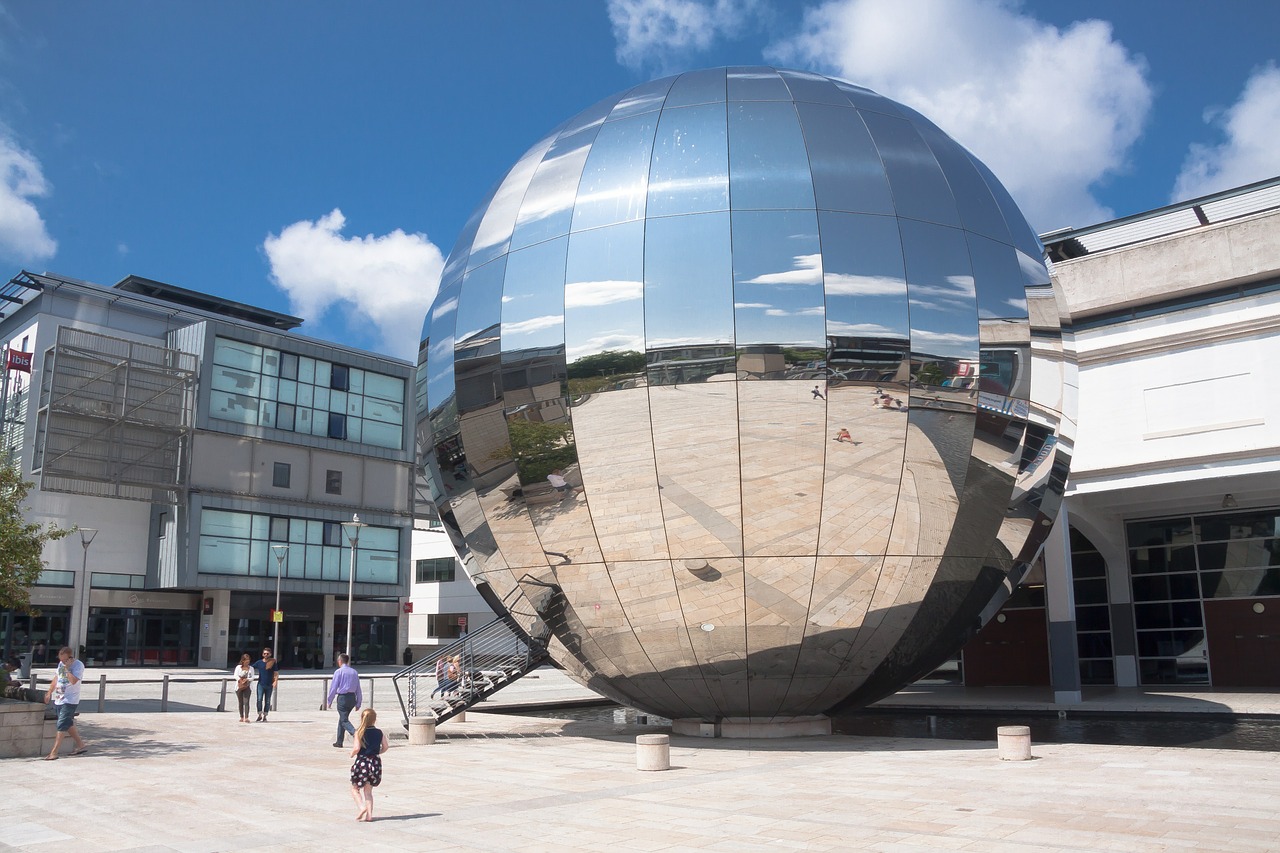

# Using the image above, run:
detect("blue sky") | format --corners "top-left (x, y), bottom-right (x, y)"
top-left (1, 1), bottom-right (1277, 360)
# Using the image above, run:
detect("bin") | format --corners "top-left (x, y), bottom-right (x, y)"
top-left (18, 652), bottom-right (32, 679)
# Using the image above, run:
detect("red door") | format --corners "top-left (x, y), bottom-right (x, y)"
top-left (962, 607), bottom-right (1051, 686)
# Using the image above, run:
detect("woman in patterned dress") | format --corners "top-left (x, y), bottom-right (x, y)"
top-left (349, 707), bottom-right (387, 821)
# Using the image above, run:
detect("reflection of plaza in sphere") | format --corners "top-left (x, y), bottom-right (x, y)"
top-left (421, 67), bottom-right (1074, 725)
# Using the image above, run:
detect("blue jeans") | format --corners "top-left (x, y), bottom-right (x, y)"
top-left (335, 693), bottom-right (357, 743)
top-left (256, 682), bottom-right (274, 715)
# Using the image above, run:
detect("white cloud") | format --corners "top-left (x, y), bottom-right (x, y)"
top-left (825, 272), bottom-right (906, 296)
top-left (567, 331), bottom-right (646, 360)
top-left (502, 314), bottom-right (564, 336)
top-left (608, 0), bottom-right (767, 70)
top-left (767, 0), bottom-right (1152, 231)
top-left (1172, 64), bottom-right (1280, 201)
top-left (0, 131), bottom-right (57, 264)
top-left (262, 209), bottom-right (445, 360)
top-left (564, 278), bottom-right (643, 308)
top-left (744, 252), bottom-right (824, 285)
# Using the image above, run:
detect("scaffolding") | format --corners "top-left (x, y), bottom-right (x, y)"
top-left (34, 326), bottom-right (196, 503)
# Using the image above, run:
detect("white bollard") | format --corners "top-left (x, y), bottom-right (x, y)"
top-left (997, 725), bottom-right (1032, 761)
top-left (408, 716), bottom-right (437, 746)
top-left (636, 734), bottom-right (670, 771)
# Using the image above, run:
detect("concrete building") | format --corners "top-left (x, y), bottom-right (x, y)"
top-left (962, 176), bottom-right (1280, 695)
top-left (0, 271), bottom-right (415, 669)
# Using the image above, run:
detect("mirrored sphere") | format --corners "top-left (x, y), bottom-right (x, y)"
top-left (420, 67), bottom-right (1074, 721)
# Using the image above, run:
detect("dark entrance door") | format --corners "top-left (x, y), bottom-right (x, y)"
top-left (1205, 599), bottom-right (1280, 686)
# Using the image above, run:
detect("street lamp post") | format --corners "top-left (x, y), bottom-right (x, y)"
top-left (76, 528), bottom-right (97, 652)
top-left (340, 514), bottom-right (366, 659)
top-left (270, 544), bottom-right (289, 662)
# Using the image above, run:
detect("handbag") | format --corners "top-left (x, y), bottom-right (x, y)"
top-left (237, 672), bottom-right (250, 690)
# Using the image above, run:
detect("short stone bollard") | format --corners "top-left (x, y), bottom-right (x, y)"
top-left (408, 716), bottom-right (437, 746)
top-left (636, 733), bottom-right (670, 771)
top-left (997, 725), bottom-right (1032, 761)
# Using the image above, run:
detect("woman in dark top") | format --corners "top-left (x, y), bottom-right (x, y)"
top-left (349, 707), bottom-right (387, 821)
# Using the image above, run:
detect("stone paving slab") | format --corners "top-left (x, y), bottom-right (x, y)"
top-left (3, 700), bottom-right (1279, 852)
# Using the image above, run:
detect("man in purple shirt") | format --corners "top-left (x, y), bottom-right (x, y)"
top-left (325, 653), bottom-right (362, 747)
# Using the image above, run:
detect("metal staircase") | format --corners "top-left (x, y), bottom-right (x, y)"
top-left (392, 582), bottom-right (551, 726)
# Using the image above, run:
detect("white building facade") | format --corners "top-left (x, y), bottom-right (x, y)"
top-left (0, 272), bottom-right (415, 669)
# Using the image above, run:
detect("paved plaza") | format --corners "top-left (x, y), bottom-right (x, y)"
top-left (3, 667), bottom-right (1280, 851)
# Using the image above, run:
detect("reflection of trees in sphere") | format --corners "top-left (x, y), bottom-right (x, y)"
top-left (420, 67), bottom-right (1074, 723)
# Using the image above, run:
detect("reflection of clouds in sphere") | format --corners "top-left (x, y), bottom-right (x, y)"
top-left (420, 67), bottom-right (1074, 722)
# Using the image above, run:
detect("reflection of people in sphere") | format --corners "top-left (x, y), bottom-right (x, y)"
top-left (548, 469), bottom-right (571, 497)
top-left (811, 385), bottom-right (825, 400)
top-left (833, 428), bottom-right (853, 443)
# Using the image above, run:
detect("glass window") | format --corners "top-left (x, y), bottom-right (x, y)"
top-left (211, 366), bottom-right (261, 397)
top-left (280, 352), bottom-right (298, 380)
top-left (261, 348), bottom-right (280, 377)
top-left (363, 372), bottom-right (404, 403)
top-left (331, 364), bottom-right (349, 391)
top-left (326, 470), bottom-right (342, 495)
top-left (327, 412), bottom-right (346, 440)
top-left (272, 462), bottom-right (290, 488)
top-left (1199, 512), bottom-right (1278, 542)
top-left (213, 338), bottom-right (262, 372)
top-left (269, 516), bottom-right (289, 541)
top-left (360, 420), bottom-right (400, 449)
top-left (415, 557), bottom-right (456, 583)
top-left (323, 522), bottom-right (342, 547)
top-left (277, 403), bottom-right (296, 432)
top-left (298, 357), bottom-right (316, 385)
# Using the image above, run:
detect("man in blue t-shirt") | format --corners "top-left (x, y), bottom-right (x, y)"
top-left (251, 647), bottom-right (280, 722)
top-left (44, 646), bottom-right (88, 759)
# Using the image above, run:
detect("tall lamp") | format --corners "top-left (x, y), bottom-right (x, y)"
top-left (76, 528), bottom-right (98, 652)
top-left (270, 544), bottom-right (289, 662)
top-left (341, 514), bottom-right (366, 659)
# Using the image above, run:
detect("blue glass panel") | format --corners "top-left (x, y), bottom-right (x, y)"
top-left (898, 105), bottom-right (1013, 245)
top-left (966, 232), bottom-right (1028, 320)
top-left (648, 104), bottom-right (729, 217)
top-left (832, 80), bottom-right (906, 117)
top-left (511, 124), bottom-right (600, 250)
top-left (564, 220), bottom-right (645, 365)
top-left (899, 219), bottom-right (978, 366)
top-left (727, 66), bottom-right (790, 101)
top-left (501, 237), bottom-right (568, 354)
top-left (817, 211), bottom-right (909, 353)
top-left (732, 209), bottom-right (824, 348)
top-left (572, 113), bottom-right (658, 232)
top-left (455, 258), bottom-right (507, 346)
top-left (664, 67), bottom-right (726, 107)
top-left (778, 69), bottom-right (849, 105)
top-left (645, 212), bottom-right (734, 349)
top-left (608, 75), bottom-right (677, 120)
top-left (796, 103), bottom-right (893, 215)
top-left (861, 111), bottom-right (961, 227)
top-left (966, 152), bottom-right (1044, 260)
top-left (468, 133), bottom-right (556, 270)
top-left (727, 101), bottom-right (814, 210)
top-left (424, 276), bottom-right (461, 416)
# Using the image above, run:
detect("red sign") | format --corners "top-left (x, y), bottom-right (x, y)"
top-left (457, 615), bottom-right (467, 628)
top-left (402, 601), bottom-right (413, 614)
top-left (6, 350), bottom-right (32, 372)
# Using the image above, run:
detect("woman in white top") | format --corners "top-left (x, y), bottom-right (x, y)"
top-left (232, 653), bottom-right (256, 723)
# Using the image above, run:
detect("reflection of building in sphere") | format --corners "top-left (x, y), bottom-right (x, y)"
top-left (419, 67), bottom-right (1074, 726)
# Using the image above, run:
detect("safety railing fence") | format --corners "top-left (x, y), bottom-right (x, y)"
top-left (393, 614), bottom-right (547, 725)
top-left (9, 672), bottom-right (398, 715)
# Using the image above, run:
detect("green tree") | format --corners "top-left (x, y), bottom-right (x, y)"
top-left (566, 350), bottom-right (646, 379)
top-left (506, 419), bottom-right (577, 486)
top-left (0, 464), bottom-right (74, 614)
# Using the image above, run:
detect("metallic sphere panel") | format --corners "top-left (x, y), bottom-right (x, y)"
top-left (420, 67), bottom-right (1074, 720)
